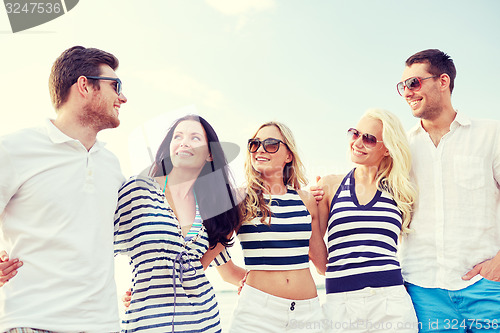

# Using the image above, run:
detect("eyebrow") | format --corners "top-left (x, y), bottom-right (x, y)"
top-left (174, 131), bottom-right (204, 136)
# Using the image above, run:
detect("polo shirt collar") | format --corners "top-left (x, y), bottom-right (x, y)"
top-left (44, 118), bottom-right (106, 150)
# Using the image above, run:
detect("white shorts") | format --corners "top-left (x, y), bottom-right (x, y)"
top-left (229, 285), bottom-right (326, 333)
top-left (322, 285), bottom-right (418, 333)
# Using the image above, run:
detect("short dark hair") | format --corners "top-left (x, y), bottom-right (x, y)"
top-left (406, 49), bottom-right (456, 94)
top-left (49, 46), bottom-right (119, 109)
top-left (151, 114), bottom-right (240, 248)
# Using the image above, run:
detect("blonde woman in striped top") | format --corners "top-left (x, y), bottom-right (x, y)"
top-left (316, 109), bottom-right (418, 333)
top-left (217, 121), bottom-right (328, 332)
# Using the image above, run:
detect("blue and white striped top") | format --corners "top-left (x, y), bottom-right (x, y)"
top-left (237, 187), bottom-right (312, 271)
top-left (326, 169), bottom-right (404, 293)
top-left (114, 176), bottom-right (222, 333)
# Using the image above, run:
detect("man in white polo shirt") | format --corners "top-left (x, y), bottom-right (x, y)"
top-left (0, 46), bottom-right (127, 333)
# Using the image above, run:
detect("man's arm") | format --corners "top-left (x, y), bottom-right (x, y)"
top-left (463, 123), bottom-right (500, 281)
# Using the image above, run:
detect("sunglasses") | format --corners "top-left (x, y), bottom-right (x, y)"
top-left (85, 76), bottom-right (122, 95)
top-left (347, 128), bottom-right (383, 149)
top-left (396, 75), bottom-right (438, 96)
top-left (248, 138), bottom-right (287, 154)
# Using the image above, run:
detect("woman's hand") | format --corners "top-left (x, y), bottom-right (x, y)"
top-left (237, 270), bottom-right (249, 295)
top-left (122, 288), bottom-right (132, 308)
top-left (0, 251), bottom-right (22, 287)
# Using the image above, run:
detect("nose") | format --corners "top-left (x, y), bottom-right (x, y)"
top-left (180, 138), bottom-right (191, 148)
top-left (402, 86), bottom-right (414, 99)
top-left (256, 142), bottom-right (266, 153)
top-left (119, 92), bottom-right (128, 103)
top-left (353, 135), bottom-right (364, 148)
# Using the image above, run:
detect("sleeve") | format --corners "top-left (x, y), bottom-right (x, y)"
top-left (113, 178), bottom-right (136, 256)
top-left (210, 247), bottom-right (232, 267)
top-left (0, 142), bottom-right (21, 213)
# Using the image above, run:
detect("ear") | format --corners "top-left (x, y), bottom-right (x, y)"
top-left (75, 76), bottom-right (92, 97)
top-left (285, 151), bottom-right (293, 164)
top-left (206, 154), bottom-right (213, 162)
top-left (439, 73), bottom-right (451, 93)
top-left (383, 149), bottom-right (390, 157)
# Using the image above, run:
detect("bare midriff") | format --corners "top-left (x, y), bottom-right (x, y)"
top-left (246, 268), bottom-right (318, 300)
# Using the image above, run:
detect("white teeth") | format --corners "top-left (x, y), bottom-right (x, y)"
top-left (352, 149), bottom-right (365, 156)
top-left (256, 157), bottom-right (269, 161)
top-left (410, 100), bottom-right (419, 107)
top-left (177, 151), bottom-right (192, 156)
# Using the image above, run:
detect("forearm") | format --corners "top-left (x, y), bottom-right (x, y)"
top-left (309, 238), bottom-right (328, 275)
top-left (216, 260), bottom-right (246, 286)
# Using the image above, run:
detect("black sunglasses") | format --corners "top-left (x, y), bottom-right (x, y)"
top-left (347, 128), bottom-right (383, 149)
top-left (85, 76), bottom-right (122, 95)
top-left (396, 75), bottom-right (438, 96)
top-left (248, 138), bottom-right (287, 153)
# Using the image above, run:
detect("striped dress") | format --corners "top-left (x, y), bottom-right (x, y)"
top-left (237, 187), bottom-right (312, 271)
top-left (326, 169), bottom-right (404, 293)
top-left (114, 176), bottom-right (221, 333)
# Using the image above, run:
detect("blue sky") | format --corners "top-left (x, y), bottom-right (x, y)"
top-left (1, 0), bottom-right (499, 301)
top-left (1, 1), bottom-right (499, 181)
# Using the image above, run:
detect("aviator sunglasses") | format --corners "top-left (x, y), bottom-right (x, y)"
top-left (396, 75), bottom-right (438, 96)
top-left (85, 76), bottom-right (123, 95)
top-left (347, 128), bottom-right (383, 149)
top-left (248, 138), bottom-right (287, 153)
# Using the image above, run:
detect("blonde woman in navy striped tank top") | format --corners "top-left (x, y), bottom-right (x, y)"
top-left (218, 121), bottom-right (328, 332)
top-left (316, 109), bottom-right (419, 333)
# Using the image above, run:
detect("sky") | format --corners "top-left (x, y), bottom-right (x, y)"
top-left (1, 0), bottom-right (500, 315)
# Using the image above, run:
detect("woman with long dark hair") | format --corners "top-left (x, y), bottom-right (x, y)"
top-left (114, 114), bottom-right (241, 333)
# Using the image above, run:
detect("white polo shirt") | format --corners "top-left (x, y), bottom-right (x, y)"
top-left (399, 112), bottom-right (500, 290)
top-left (0, 119), bottom-right (124, 332)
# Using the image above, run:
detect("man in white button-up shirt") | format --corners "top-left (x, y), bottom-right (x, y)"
top-left (397, 49), bottom-right (500, 332)
top-left (0, 46), bottom-right (127, 333)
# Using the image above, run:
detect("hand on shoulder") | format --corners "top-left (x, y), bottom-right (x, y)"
top-left (310, 174), bottom-right (345, 204)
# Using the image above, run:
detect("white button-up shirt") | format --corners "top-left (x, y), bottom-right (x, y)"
top-left (399, 112), bottom-right (500, 290)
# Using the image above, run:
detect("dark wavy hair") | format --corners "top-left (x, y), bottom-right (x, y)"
top-left (150, 114), bottom-right (240, 248)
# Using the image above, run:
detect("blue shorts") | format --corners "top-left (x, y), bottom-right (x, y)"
top-left (405, 278), bottom-right (500, 332)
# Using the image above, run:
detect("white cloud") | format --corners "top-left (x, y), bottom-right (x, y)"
top-left (205, 0), bottom-right (275, 16)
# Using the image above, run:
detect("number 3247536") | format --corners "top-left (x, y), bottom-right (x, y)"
top-left (5, 2), bottom-right (62, 14)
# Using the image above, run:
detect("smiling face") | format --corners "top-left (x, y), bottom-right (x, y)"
top-left (82, 64), bottom-right (127, 131)
top-left (350, 116), bottom-right (389, 168)
top-left (169, 120), bottom-right (212, 171)
top-left (250, 125), bottom-right (292, 181)
top-left (401, 63), bottom-right (442, 121)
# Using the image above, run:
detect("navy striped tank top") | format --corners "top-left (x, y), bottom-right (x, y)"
top-left (326, 169), bottom-right (404, 293)
top-left (237, 187), bottom-right (312, 271)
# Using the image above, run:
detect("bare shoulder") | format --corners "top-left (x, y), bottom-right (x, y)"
top-left (320, 174), bottom-right (345, 194)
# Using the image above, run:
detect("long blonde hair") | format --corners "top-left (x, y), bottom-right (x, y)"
top-left (363, 109), bottom-right (417, 234)
top-left (241, 121), bottom-right (308, 225)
